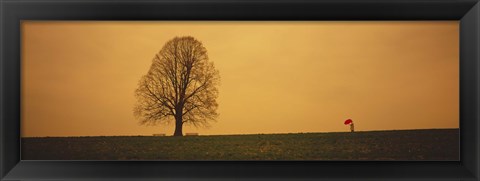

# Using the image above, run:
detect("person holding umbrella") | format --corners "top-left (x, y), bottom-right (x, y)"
top-left (344, 119), bottom-right (354, 132)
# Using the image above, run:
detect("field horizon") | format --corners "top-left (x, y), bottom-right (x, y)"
top-left (21, 128), bottom-right (459, 138)
top-left (22, 128), bottom-right (459, 161)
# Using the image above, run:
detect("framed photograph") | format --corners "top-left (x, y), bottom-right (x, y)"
top-left (1, 0), bottom-right (479, 180)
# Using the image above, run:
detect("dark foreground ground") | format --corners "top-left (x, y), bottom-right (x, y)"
top-left (22, 129), bottom-right (459, 160)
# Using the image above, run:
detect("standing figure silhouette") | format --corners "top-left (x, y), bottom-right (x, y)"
top-left (350, 122), bottom-right (355, 133)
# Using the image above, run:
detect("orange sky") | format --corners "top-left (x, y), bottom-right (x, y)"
top-left (21, 21), bottom-right (459, 137)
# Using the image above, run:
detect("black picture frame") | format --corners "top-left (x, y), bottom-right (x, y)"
top-left (1, 0), bottom-right (479, 180)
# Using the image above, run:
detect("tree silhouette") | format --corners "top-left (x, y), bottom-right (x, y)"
top-left (134, 36), bottom-right (220, 136)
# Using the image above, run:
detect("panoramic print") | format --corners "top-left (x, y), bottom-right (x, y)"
top-left (21, 21), bottom-right (459, 160)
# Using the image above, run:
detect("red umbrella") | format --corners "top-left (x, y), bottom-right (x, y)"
top-left (344, 119), bottom-right (353, 125)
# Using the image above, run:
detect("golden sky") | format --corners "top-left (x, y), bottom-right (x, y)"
top-left (21, 21), bottom-right (459, 137)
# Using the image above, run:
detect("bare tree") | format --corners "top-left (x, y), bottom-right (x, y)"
top-left (134, 36), bottom-right (220, 136)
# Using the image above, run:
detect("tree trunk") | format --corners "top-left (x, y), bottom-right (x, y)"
top-left (173, 115), bottom-right (183, 136)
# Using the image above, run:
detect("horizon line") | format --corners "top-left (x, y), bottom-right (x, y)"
top-left (21, 127), bottom-right (460, 138)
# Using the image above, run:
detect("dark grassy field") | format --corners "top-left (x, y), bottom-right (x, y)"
top-left (22, 129), bottom-right (459, 160)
